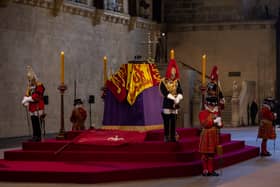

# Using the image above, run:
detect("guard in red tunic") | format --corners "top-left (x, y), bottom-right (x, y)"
top-left (160, 58), bottom-right (183, 142)
top-left (258, 97), bottom-right (277, 156)
top-left (199, 66), bottom-right (224, 176)
top-left (70, 98), bottom-right (87, 131)
top-left (22, 66), bottom-right (45, 142)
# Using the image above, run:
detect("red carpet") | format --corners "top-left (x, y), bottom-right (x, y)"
top-left (0, 128), bottom-right (259, 183)
top-left (74, 129), bottom-right (147, 145)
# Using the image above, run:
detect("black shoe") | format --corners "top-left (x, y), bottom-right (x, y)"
top-left (29, 137), bottom-right (41, 142)
top-left (35, 137), bottom-right (41, 142)
top-left (207, 171), bottom-right (219, 176)
top-left (260, 152), bottom-right (272, 157)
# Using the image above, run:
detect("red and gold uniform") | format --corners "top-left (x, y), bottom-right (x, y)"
top-left (199, 107), bottom-right (222, 154)
top-left (199, 104), bottom-right (223, 176)
top-left (199, 65), bottom-right (224, 177)
top-left (22, 66), bottom-right (45, 142)
top-left (25, 82), bottom-right (45, 114)
top-left (258, 98), bottom-right (276, 156)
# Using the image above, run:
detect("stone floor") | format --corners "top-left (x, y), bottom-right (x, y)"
top-left (0, 126), bottom-right (280, 187)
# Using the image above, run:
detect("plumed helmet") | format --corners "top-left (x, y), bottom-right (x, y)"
top-left (263, 97), bottom-right (275, 112)
top-left (210, 65), bottom-right (218, 82)
top-left (26, 65), bottom-right (38, 82)
top-left (207, 82), bottom-right (218, 97)
top-left (165, 59), bottom-right (180, 80)
top-left (206, 96), bottom-right (218, 106)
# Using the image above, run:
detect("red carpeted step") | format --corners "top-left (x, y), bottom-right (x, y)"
top-left (145, 128), bottom-right (199, 141)
top-left (0, 145), bottom-right (259, 184)
top-left (176, 128), bottom-right (200, 137)
top-left (4, 149), bottom-right (198, 162)
top-left (214, 145), bottom-right (260, 169)
top-left (21, 134), bottom-right (232, 153)
top-left (6, 142), bottom-right (251, 163)
top-left (22, 140), bottom-right (70, 151)
top-left (4, 150), bottom-right (56, 161)
top-left (65, 131), bottom-right (83, 140)
top-left (178, 137), bottom-right (200, 151)
top-left (220, 140), bottom-right (245, 154)
top-left (0, 160), bottom-right (202, 183)
top-left (57, 151), bottom-right (199, 162)
top-left (0, 128), bottom-right (260, 183)
top-left (66, 141), bottom-right (181, 152)
top-left (220, 133), bottom-right (231, 143)
top-left (22, 140), bottom-right (182, 152)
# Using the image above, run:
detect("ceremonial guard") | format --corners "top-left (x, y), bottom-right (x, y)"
top-left (160, 52), bottom-right (183, 142)
top-left (199, 66), bottom-right (224, 176)
top-left (22, 66), bottom-right (45, 142)
top-left (207, 66), bottom-right (225, 111)
top-left (70, 98), bottom-right (87, 131)
top-left (258, 97), bottom-right (277, 156)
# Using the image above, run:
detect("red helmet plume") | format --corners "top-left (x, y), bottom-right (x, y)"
top-left (210, 65), bottom-right (218, 82)
top-left (165, 59), bottom-right (180, 80)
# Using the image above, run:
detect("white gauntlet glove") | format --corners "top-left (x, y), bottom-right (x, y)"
top-left (167, 93), bottom-right (176, 101)
top-left (213, 117), bottom-right (222, 127)
top-left (22, 96), bottom-right (33, 106)
top-left (175, 94), bottom-right (183, 104)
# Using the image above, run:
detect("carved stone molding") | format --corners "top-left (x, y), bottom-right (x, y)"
top-left (129, 16), bottom-right (159, 31)
top-left (168, 20), bottom-right (276, 32)
top-left (128, 16), bottom-right (137, 31)
top-left (11, 0), bottom-right (160, 31)
top-left (101, 10), bottom-right (130, 25)
top-left (14, 0), bottom-right (53, 9)
top-left (52, 0), bottom-right (63, 16)
top-left (92, 9), bottom-right (103, 25)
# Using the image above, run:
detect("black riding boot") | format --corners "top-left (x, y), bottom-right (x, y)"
top-left (161, 113), bottom-right (170, 142)
top-left (31, 115), bottom-right (41, 142)
top-left (169, 114), bottom-right (177, 142)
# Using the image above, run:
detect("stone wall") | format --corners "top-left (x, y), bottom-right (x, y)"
top-left (164, 0), bottom-right (280, 23)
top-left (167, 21), bottom-right (276, 126)
top-left (0, 1), bottom-right (160, 138)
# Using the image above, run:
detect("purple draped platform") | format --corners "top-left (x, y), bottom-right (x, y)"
top-left (103, 86), bottom-right (163, 127)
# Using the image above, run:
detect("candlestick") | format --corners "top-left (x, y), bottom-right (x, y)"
top-left (170, 49), bottom-right (175, 60)
top-left (60, 51), bottom-right (64, 85)
top-left (202, 54), bottom-right (206, 86)
top-left (103, 56), bottom-right (108, 85)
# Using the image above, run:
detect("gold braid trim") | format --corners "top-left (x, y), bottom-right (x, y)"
top-left (162, 78), bottom-right (178, 96)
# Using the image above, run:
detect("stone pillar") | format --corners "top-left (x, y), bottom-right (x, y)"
top-left (178, 66), bottom-right (191, 128)
top-left (231, 80), bottom-right (240, 127)
top-left (191, 80), bottom-right (201, 128)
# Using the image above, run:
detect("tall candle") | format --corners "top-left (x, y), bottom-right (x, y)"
top-left (170, 49), bottom-right (175, 60)
top-left (202, 54), bottom-right (206, 86)
top-left (103, 56), bottom-right (107, 85)
top-left (60, 51), bottom-right (64, 85)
